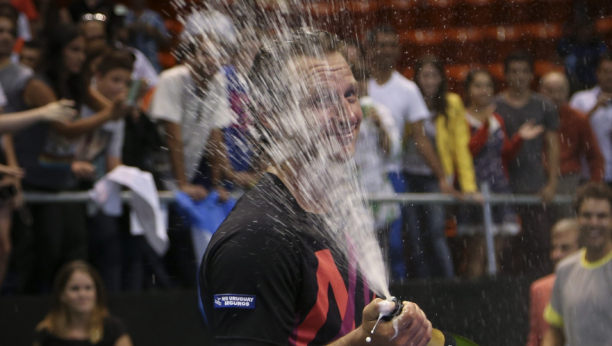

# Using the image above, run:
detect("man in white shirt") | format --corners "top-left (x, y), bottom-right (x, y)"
top-left (570, 52), bottom-right (612, 186)
top-left (366, 26), bottom-right (457, 279)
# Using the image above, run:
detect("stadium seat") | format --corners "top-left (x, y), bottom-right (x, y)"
top-left (483, 25), bottom-right (532, 64)
top-left (164, 19), bottom-right (183, 36)
top-left (498, 0), bottom-right (536, 25)
top-left (596, 17), bottom-right (612, 49)
top-left (529, 23), bottom-right (563, 61)
top-left (533, 0), bottom-right (573, 23)
top-left (400, 29), bottom-right (446, 67)
top-left (534, 60), bottom-right (564, 78)
top-left (401, 66), bottom-right (415, 80)
top-left (379, 0), bottom-right (420, 30)
top-left (446, 27), bottom-right (485, 65)
top-left (301, 1), bottom-right (341, 33)
top-left (344, 1), bottom-right (380, 39)
top-left (420, 0), bottom-right (457, 29)
top-left (457, 0), bottom-right (497, 27)
top-left (487, 62), bottom-right (506, 89)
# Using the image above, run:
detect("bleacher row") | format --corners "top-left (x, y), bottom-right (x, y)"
top-left (157, 0), bottom-right (612, 92)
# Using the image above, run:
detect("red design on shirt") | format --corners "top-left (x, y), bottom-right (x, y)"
top-left (293, 249), bottom-right (348, 346)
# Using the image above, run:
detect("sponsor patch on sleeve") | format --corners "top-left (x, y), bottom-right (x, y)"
top-left (214, 294), bottom-right (256, 309)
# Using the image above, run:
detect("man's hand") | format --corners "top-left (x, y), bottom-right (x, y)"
top-left (517, 120), bottom-right (545, 140)
top-left (71, 161), bottom-right (96, 180)
top-left (539, 182), bottom-right (557, 203)
top-left (111, 93), bottom-right (132, 121)
top-left (439, 179), bottom-right (463, 200)
top-left (42, 99), bottom-right (77, 123)
top-left (0, 165), bottom-right (24, 179)
top-left (356, 298), bottom-right (432, 346)
top-left (180, 183), bottom-right (208, 201)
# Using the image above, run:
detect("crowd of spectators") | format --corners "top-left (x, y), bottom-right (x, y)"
top-left (0, 0), bottom-right (608, 301)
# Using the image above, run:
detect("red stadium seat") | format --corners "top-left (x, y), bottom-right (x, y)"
top-left (379, 0), bottom-right (420, 30)
top-left (401, 66), bottom-right (415, 80)
top-left (301, 1), bottom-right (341, 33)
top-left (529, 23), bottom-right (563, 61)
top-left (483, 25), bottom-right (532, 64)
top-left (420, 0), bottom-right (457, 29)
top-left (344, 1), bottom-right (380, 39)
top-left (446, 27), bottom-right (485, 64)
top-left (457, 0), bottom-right (497, 27)
top-left (534, 60), bottom-right (564, 78)
top-left (533, 0), bottom-right (573, 24)
top-left (596, 17), bottom-right (612, 49)
top-left (400, 29), bottom-right (446, 68)
top-left (487, 62), bottom-right (506, 88)
top-left (498, 0), bottom-right (536, 25)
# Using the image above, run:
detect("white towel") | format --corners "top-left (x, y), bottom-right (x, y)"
top-left (89, 165), bottom-right (169, 255)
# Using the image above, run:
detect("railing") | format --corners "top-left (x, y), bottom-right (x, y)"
top-left (22, 183), bottom-right (574, 276)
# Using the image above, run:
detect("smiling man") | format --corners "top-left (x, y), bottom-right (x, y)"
top-left (199, 28), bottom-right (432, 346)
top-left (543, 182), bottom-right (612, 346)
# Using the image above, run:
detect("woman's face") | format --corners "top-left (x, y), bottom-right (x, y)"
top-left (61, 271), bottom-right (96, 315)
top-left (469, 72), bottom-right (494, 108)
top-left (63, 36), bottom-right (86, 74)
top-left (417, 63), bottom-right (442, 98)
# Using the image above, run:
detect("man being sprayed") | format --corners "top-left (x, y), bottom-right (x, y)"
top-left (200, 28), bottom-right (432, 346)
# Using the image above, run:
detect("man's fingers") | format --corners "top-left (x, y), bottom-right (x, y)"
top-left (401, 304), bottom-right (427, 339)
top-left (362, 298), bottom-right (386, 322)
top-left (415, 320), bottom-right (433, 346)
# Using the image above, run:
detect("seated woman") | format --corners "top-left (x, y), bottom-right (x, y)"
top-left (34, 260), bottom-right (133, 346)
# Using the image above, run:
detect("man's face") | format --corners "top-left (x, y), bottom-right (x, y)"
top-left (370, 32), bottom-right (399, 71)
top-left (96, 68), bottom-right (131, 100)
top-left (597, 60), bottom-right (612, 93)
top-left (292, 52), bottom-right (362, 161)
top-left (578, 198), bottom-right (612, 253)
top-left (505, 61), bottom-right (533, 92)
top-left (20, 47), bottom-right (41, 70)
top-left (550, 227), bottom-right (580, 266)
top-left (81, 21), bottom-right (107, 44)
top-left (0, 17), bottom-right (15, 58)
top-left (189, 36), bottom-right (228, 81)
top-left (539, 75), bottom-right (569, 108)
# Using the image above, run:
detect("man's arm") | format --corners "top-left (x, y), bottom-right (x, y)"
top-left (412, 120), bottom-right (461, 197)
top-left (542, 326), bottom-right (564, 346)
top-left (163, 120), bottom-right (207, 200)
top-left (580, 117), bottom-right (605, 181)
top-left (540, 130), bottom-right (559, 202)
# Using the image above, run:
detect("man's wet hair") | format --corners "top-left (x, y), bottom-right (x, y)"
top-left (574, 182), bottom-right (612, 213)
top-left (504, 51), bottom-right (534, 74)
top-left (248, 27), bottom-right (346, 116)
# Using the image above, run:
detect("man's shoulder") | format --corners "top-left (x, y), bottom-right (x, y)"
top-left (530, 93), bottom-right (557, 109)
top-left (390, 71), bottom-right (420, 92)
top-left (531, 274), bottom-right (556, 294)
top-left (158, 64), bottom-right (191, 81)
top-left (556, 251), bottom-right (582, 275)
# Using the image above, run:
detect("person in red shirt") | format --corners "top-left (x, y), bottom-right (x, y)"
top-left (540, 72), bottom-right (604, 219)
top-left (526, 218), bottom-right (580, 346)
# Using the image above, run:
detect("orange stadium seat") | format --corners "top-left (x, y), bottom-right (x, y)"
top-left (487, 62), bottom-right (506, 89)
top-left (420, 0), bottom-right (457, 29)
top-left (483, 25), bottom-right (532, 64)
top-left (400, 29), bottom-right (446, 68)
top-left (498, 0), bottom-right (535, 25)
top-left (529, 23), bottom-right (563, 61)
top-left (457, 0), bottom-right (497, 27)
top-left (446, 27), bottom-right (485, 64)
top-left (596, 17), bottom-right (612, 49)
top-left (379, 0), bottom-right (420, 30)
top-left (401, 66), bottom-right (415, 80)
top-left (534, 60), bottom-right (564, 78)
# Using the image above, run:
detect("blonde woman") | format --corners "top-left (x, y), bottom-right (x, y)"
top-left (34, 261), bottom-right (132, 346)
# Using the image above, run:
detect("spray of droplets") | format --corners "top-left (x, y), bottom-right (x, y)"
top-left (174, 0), bottom-right (391, 300)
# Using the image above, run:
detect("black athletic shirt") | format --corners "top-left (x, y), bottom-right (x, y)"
top-left (34, 316), bottom-right (127, 346)
top-left (200, 173), bottom-right (374, 346)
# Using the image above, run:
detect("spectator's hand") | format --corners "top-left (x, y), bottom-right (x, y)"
top-left (71, 161), bottom-right (95, 180)
top-left (517, 120), bottom-right (545, 140)
top-left (358, 298), bottom-right (432, 346)
top-left (596, 92), bottom-right (612, 109)
top-left (0, 177), bottom-right (23, 209)
top-left (539, 182), bottom-right (557, 204)
top-left (439, 179), bottom-right (463, 200)
top-left (111, 93), bottom-right (131, 121)
top-left (465, 192), bottom-right (484, 204)
top-left (216, 186), bottom-right (230, 203)
top-left (0, 165), bottom-right (24, 179)
top-left (180, 183), bottom-right (208, 201)
top-left (42, 99), bottom-right (77, 123)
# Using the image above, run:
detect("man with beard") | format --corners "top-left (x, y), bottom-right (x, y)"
top-left (543, 183), bottom-right (612, 346)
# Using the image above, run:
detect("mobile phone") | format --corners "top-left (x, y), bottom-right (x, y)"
top-left (126, 79), bottom-right (142, 106)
